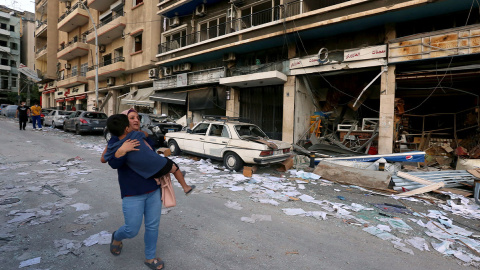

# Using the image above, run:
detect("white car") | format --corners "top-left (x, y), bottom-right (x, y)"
top-left (165, 118), bottom-right (292, 171)
top-left (44, 110), bottom-right (71, 128)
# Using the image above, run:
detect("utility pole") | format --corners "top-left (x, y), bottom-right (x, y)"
top-left (27, 81), bottom-right (30, 106)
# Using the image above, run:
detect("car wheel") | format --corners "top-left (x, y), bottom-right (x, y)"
top-left (75, 125), bottom-right (82, 135)
top-left (223, 152), bottom-right (244, 171)
top-left (168, 140), bottom-right (181, 156)
top-left (52, 121), bottom-right (55, 128)
top-left (63, 123), bottom-right (67, 131)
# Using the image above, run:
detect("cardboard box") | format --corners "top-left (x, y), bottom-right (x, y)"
top-left (243, 166), bottom-right (258, 177)
top-left (157, 147), bottom-right (171, 157)
top-left (277, 157), bottom-right (294, 172)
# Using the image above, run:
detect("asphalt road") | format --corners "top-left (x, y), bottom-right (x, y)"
top-left (0, 116), bottom-right (475, 269)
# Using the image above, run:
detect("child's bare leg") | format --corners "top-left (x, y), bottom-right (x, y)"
top-left (170, 164), bottom-right (193, 193)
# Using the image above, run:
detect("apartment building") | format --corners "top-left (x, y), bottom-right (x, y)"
top-left (0, 8), bottom-right (21, 102)
top-left (153, 0), bottom-right (480, 154)
top-left (35, 0), bottom-right (160, 113)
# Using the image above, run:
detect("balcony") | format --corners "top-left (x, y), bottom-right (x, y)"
top-left (0, 11), bottom-right (10, 19)
top-left (85, 12), bottom-right (125, 45)
top-left (57, 37), bottom-right (89, 61)
top-left (87, 0), bottom-right (117, 12)
top-left (35, 21), bottom-right (48, 38)
top-left (0, 45), bottom-right (11, 54)
top-left (57, 73), bottom-right (88, 88)
top-left (35, 45), bottom-right (47, 60)
top-left (58, 2), bottom-right (90, 33)
top-left (86, 56), bottom-right (125, 81)
top-left (36, 0), bottom-right (47, 10)
top-left (0, 28), bottom-right (9, 37)
top-left (0, 64), bottom-right (11, 71)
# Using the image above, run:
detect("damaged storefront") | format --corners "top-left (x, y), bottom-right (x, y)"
top-left (289, 44), bottom-right (388, 156)
top-left (388, 24), bottom-right (480, 169)
top-left (152, 67), bottom-right (226, 124)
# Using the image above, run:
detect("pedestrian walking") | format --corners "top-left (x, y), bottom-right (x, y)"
top-left (30, 102), bottom-right (42, 130)
top-left (15, 101), bottom-right (30, 130)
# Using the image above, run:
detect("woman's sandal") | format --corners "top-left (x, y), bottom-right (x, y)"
top-left (110, 231), bottom-right (123, 256)
top-left (185, 185), bottom-right (196, 196)
top-left (144, 258), bottom-right (164, 270)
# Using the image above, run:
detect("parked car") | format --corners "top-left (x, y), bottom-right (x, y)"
top-left (165, 117), bottom-right (292, 171)
top-left (44, 110), bottom-right (71, 128)
top-left (103, 113), bottom-right (183, 146)
top-left (2, 105), bottom-right (17, 118)
top-left (0, 104), bottom-right (11, 114)
top-left (28, 108), bottom-right (51, 125)
top-left (63, 111), bottom-right (107, 135)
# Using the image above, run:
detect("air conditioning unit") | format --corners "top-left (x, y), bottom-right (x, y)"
top-left (172, 64), bottom-right (181, 73)
top-left (65, 1), bottom-right (71, 9)
top-left (99, 45), bottom-right (106, 53)
top-left (223, 52), bottom-right (235, 61)
top-left (227, 8), bottom-right (236, 19)
top-left (107, 77), bottom-right (115, 86)
top-left (169, 16), bottom-right (180, 28)
top-left (148, 68), bottom-right (158, 79)
top-left (65, 63), bottom-right (71, 69)
top-left (195, 4), bottom-right (206, 17)
top-left (181, 63), bottom-right (191, 71)
top-left (163, 67), bottom-right (172, 76)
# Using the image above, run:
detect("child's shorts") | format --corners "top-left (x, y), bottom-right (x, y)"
top-left (152, 158), bottom-right (178, 178)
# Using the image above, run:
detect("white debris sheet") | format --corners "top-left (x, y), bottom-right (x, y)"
top-left (19, 257), bottom-right (41, 268)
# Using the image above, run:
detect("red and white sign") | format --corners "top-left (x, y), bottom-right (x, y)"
top-left (344, 45), bottom-right (387, 62)
top-left (289, 57), bottom-right (320, 70)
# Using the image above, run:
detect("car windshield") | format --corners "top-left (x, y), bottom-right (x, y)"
top-left (234, 125), bottom-right (268, 138)
top-left (58, 111), bottom-right (70, 115)
top-left (83, 112), bottom-right (107, 119)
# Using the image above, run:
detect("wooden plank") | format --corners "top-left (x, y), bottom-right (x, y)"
top-left (398, 182), bottom-right (445, 197)
top-left (396, 171), bottom-right (434, 185)
top-left (433, 188), bottom-right (473, 197)
top-left (313, 161), bottom-right (391, 190)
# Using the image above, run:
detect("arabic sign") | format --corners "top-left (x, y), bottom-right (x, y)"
top-left (18, 63), bottom-right (41, 82)
top-left (289, 57), bottom-right (320, 70)
top-left (154, 67), bottom-right (225, 91)
top-left (344, 45), bottom-right (387, 62)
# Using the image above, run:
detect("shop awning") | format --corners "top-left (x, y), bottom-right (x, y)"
top-left (120, 88), bottom-right (155, 108)
top-left (75, 94), bottom-right (87, 100)
top-left (56, 98), bottom-right (65, 103)
top-left (219, 71), bottom-right (287, 88)
top-left (65, 97), bottom-right (75, 101)
top-left (149, 91), bottom-right (187, 105)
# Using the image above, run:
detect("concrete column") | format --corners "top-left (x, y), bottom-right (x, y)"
top-left (378, 65), bottom-right (396, 154)
top-left (282, 76), bottom-right (295, 143)
top-left (107, 90), bottom-right (119, 115)
top-left (225, 87), bottom-right (240, 117)
top-left (159, 102), bottom-right (167, 115)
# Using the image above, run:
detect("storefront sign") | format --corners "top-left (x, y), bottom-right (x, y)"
top-left (344, 45), bottom-right (387, 62)
top-left (289, 57), bottom-right (320, 70)
top-left (177, 73), bottom-right (187, 87)
top-left (154, 67), bottom-right (225, 91)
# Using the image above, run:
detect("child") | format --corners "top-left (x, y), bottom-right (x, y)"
top-left (103, 114), bottom-right (195, 195)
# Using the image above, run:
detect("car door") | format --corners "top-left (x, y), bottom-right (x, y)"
top-left (203, 124), bottom-right (230, 158)
top-left (183, 123), bottom-right (210, 156)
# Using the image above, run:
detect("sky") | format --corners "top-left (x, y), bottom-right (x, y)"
top-left (0, 0), bottom-right (35, 13)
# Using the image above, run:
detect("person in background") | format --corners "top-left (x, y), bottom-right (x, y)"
top-left (16, 101), bottom-right (30, 130)
top-left (71, 105), bottom-right (77, 111)
top-left (30, 102), bottom-right (42, 130)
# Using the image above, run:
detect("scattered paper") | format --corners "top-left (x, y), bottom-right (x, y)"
top-left (19, 257), bottom-right (41, 268)
top-left (225, 201), bottom-right (243, 210)
top-left (70, 203), bottom-right (91, 211)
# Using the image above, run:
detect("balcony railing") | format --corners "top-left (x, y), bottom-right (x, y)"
top-left (83, 11), bottom-right (124, 36)
top-left (58, 36), bottom-right (87, 52)
top-left (87, 56), bottom-right (125, 71)
top-left (59, 71), bottom-right (86, 81)
top-left (36, 45), bottom-right (47, 54)
top-left (36, 20), bottom-right (47, 29)
top-left (58, 1), bottom-right (87, 23)
top-left (158, 1), bottom-right (352, 54)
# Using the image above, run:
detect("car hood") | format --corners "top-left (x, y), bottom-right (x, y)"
top-left (231, 137), bottom-right (291, 150)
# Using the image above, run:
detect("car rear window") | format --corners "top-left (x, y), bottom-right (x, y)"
top-left (84, 113), bottom-right (107, 119)
top-left (58, 111), bottom-right (70, 115)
